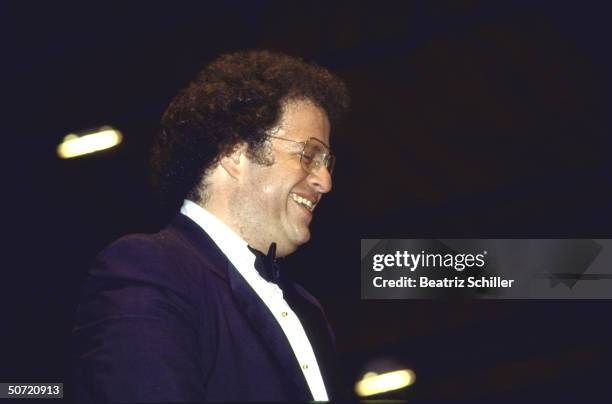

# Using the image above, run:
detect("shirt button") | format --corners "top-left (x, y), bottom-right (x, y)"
top-left (302, 364), bottom-right (308, 370)
top-left (281, 311), bottom-right (288, 317)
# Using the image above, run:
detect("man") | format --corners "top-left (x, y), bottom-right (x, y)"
top-left (73, 50), bottom-right (349, 402)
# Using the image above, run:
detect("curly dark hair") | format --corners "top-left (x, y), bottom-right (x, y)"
top-left (151, 50), bottom-right (350, 209)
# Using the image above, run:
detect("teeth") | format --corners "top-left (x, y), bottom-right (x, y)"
top-left (291, 193), bottom-right (315, 211)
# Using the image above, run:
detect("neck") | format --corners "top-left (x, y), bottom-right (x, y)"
top-left (200, 198), bottom-right (268, 253)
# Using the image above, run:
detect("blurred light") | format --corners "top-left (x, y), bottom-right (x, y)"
top-left (57, 126), bottom-right (123, 159)
top-left (354, 368), bottom-right (415, 397)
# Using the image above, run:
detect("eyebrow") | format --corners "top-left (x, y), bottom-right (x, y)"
top-left (309, 138), bottom-right (331, 150)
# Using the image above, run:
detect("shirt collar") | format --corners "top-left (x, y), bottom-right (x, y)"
top-left (180, 199), bottom-right (256, 273)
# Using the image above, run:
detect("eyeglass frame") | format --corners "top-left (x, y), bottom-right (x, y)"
top-left (266, 135), bottom-right (336, 175)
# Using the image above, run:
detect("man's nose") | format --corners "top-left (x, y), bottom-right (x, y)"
top-left (308, 166), bottom-right (332, 193)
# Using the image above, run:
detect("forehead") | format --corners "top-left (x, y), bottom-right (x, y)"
top-left (273, 99), bottom-right (331, 146)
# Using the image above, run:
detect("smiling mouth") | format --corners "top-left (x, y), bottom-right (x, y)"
top-left (290, 193), bottom-right (317, 212)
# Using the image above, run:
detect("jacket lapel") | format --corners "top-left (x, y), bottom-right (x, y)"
top-left (169, 214), bottom-right (312, 400)
top-left (227, 265), bottom-right (312, 400)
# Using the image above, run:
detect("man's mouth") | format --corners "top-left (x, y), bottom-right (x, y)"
top-left (290, 193), bottom-right (317, 212)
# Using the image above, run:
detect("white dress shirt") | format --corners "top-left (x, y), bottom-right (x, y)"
top-left (180, 200), bottom-right (329, 401)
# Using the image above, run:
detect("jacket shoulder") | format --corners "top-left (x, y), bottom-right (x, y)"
top-left (86, 226), bottom-right (208, 303)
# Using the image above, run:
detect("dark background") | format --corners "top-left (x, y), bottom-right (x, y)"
top-left (3, 0), bottom-right (611, 402)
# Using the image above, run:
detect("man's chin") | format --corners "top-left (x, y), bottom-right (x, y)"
top-left (277, 234), bottom-right (310, 257)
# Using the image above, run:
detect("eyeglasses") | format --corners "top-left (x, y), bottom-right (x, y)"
top-left (267, 135), bottom-right (336, 175)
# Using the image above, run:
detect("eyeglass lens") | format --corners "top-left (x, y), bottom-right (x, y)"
top-left (302, 138), bottom-right (335, 174)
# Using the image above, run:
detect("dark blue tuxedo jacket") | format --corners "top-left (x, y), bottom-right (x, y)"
top-left (73, 214), bottom-right (344, 402)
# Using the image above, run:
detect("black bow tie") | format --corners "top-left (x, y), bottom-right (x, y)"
top-left (248, 242), bottom-right (280, 284)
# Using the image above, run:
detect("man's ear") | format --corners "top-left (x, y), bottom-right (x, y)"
top-left (219, 143), bottom-right (248, 180)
